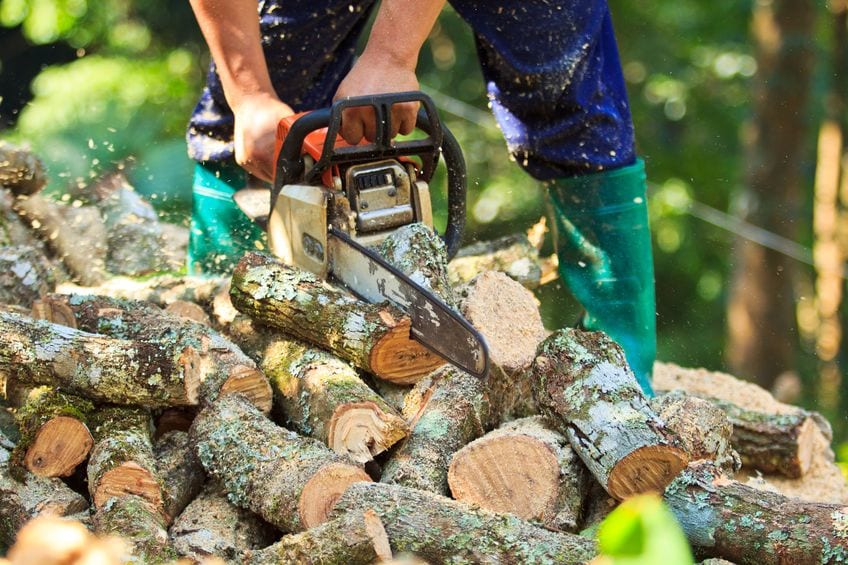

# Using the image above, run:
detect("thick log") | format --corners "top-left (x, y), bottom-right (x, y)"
top-left (449, 233), bottom-right (557, 289)
top-left (191, 394), bottom-right (371, 532)
top-left (664, 462), bottom-right (848, 564)
top-left (153, 407), bottom-right (196, 439)
top-left (10, 388), bottom-right (94, 479)
top-left (651, 391), bottom-right (740, 472)
top-left (0, 445), bottom-right (89, 546)
top-left (154, 430), bottom-right (204, 521)
top-left (34, 294), bottom-right (272, 412)
top-left (0, 142), bottom-right (47, 196)
top-left (87, 406), bottom-right (163, 512)
top-left (0, 311), bottom-right (201, 407)
top-left (0, 245), bottom-right (54, 309)
top-left (246, 509), bottom-right (391, 565)
top-left (93, 495), bottom-right (178, 564)
top-left (240, 327), bottom-right (408, 463)
top-left (654, 362), bottom-right (829, 479)
top-left (230, 252), bottom-right (444, 384)
top-left (448, 416), bottom-right (587, 531)
top-left (331, 482), bottom-right (598, 563)
top-left (170, 482), bottom-right (277, 563)
top-left (531, 329), bottom-right (688, 500)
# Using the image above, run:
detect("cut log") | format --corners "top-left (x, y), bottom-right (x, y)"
top-left (240, 327), bottom-right (408, 463)
top-left (0, 445), bottom-right (89, 546)
top-left (0, 311), bottom-right (201, 407)
top-left (93, 495), bottom-right (178, 564)
top-left (230, 252), bottom-right (444, 384)
top-left (456, 270), bottom-right (545, 420)
top-left (246, 508), bottom-right (391, 565)
top-left (154, 430), bottom-right (204, 521)
top-left (331, 482), bottom-right (598, 563)
top-left (164, 300), bottom-right (211, 326)
top-left (87, 406), bottom-right (163, 513)
top-left (170, 482), bottom-right (277, 563)
top-left (10, 388), bottom-right (94, 479)
top-left (449, 233), bottom-right (557, 289)
top-left (651, 391), bottom-right (740, 472)
top-left (654, 362), bottom-right (829, 478)
top-left (447, 416), bottom-right (587, 531)
top-left (154, 407), bottom-right (196, 439)
top-left (0, 245), bottom-right (54, 309)
top-left (190, 394), bottom-right (371, 532)
top-left (0, 142), bottom-right (47, 196)
top-left (531, 329), bottom-right (688, 500)
top-left (33, 294), bottom-right (272, 412)
top-left (664, 461), bottom-right (848, 564)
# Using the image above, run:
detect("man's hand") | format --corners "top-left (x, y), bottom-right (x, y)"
top-left (232, 94), bottom-right (294, 181)
top-left (334, 50), bottom-right (420, 145)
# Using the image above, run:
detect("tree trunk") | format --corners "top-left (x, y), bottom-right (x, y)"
top-left (725, 0), bottom-right (816, 388)
top-left (190, 394), bottom-right (371, 532)
top-left (531, 329), bottom-right (688, 500)
top-left (92, 495), bottom-right (178, 564)
top-left (448, 416), bottom-right (588, 532)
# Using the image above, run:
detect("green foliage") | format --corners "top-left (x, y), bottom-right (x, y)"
top-left (838, 443), bottom-right (848, 480)
top-left (594, 494), bottom-right (694, 565)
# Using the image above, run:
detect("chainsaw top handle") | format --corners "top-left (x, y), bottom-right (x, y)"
top-left (272, 91), bottom-right (467, 259)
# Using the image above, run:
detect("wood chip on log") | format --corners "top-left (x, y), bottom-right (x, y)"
top-left (230, 252), bottom-right (444, 384)
top-left (0, 445), bottom-right (89, 547)
top-left (664, 461), bottom-right (848, 564)
top-left (0, 311), bottom-right (201, 407)
top-left (246, 508), bottom-right (391, 565)
top-left (154, 430), bottom-right (204, 521)
top-left (0, 245), bottom-right (55, 309)
top-left (331, 482), bottom-right (598, 563)
top-left (531, 329), bottom-right (688, 500)
top-left (448, 415), bottom-right (588, 532)
top-left (0, 142), bottom-right (47, 196)
top-left (191, 394), bottom-right (371, 532)
top-left (87, 406), bottom-right (163, 513)
top-left (9, 388), bottom-right (94, 479)
top-left (170, 482), bottom-right (277, 563)
top-left (93, 495), bottom-right (178, 564)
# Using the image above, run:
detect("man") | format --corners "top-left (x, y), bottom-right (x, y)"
top-left (186, 0), bottom-right (656, 393)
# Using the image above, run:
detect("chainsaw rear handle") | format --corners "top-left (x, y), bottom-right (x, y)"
top-left (272, 92), bottom-right (467, 259)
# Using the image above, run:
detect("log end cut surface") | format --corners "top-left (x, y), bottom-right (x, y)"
top-left (299, 462), bottom-right (371, 529)
top-left (795, 416), bottom-right (818, 477)
top-left (219, 365), bottom-right (273, 414)
top-left (608, 445), bottom-right (689, 500)
top-left (93, 461), bottom-right (163, 511)
top-left (24, 416), bottom-right (93, 477)
top-left (448, 434), bottom-right (560, 521)
top-left (369, 317), bottom-right (445, 384)
top-left (328, 401), bottom-right (409, 463)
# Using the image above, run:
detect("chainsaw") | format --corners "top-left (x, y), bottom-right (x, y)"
top-left (234, 92), bottom-right (489, 378)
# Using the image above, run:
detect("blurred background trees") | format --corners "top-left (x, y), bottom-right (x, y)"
top-left (1, 0), bottom-right (847, 449)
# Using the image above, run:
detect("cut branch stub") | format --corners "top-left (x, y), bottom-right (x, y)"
top-left (530, 328), bottom-right (688, 500)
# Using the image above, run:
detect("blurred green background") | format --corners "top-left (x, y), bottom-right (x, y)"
top-left (2, 0), bottom-right (847, 466)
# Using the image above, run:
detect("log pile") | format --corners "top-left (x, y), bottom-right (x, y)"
top-left (0, 144), bottom-right (845, 564)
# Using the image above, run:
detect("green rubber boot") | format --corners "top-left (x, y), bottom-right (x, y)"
top-left (187, 161), bottom-right (266, 276)
top-left (546, 159), bottom-right (656, 395)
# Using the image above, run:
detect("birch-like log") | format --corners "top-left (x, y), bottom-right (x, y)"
top-left (531, 329), bottom-right (688, 500)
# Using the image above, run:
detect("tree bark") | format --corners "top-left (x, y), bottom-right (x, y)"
top-left (664, 462), bottom-right (848, 564)
top-left (448, 416), bottom-right (588, 532)
top-left (93, 495), bottom-right (178, 564)
top-left (230, 252), bottom-right (444, 384)
top-left (190, 394), bottom-right (371, 532)
top-left (449, 233), bottom-right (550, 289)
top-left (245, 509), bottom-right (392, 565)
top-left (154, 430), bottom-right (204, 521)
top-left (531, 329), bottom-right (688, 500)
top-left (0, 245), bottom-right (54, 309)
top-left (331, 482), bottom-right (598, 563)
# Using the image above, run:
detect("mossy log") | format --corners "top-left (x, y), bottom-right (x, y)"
top-left (380, 365), bottom-right (490, 495)
top-left (10, 388), bottom-right (94, 479)
top-left (448, 416), bottom-right (588, 532)
top-left (448, 233), bottom-right (556, 289)
top-left (246, 508), bottom-right (391, 565)
top-left (331, 482), bottom-right (598, 563)
top-left (170, 482), bottom-right (277, 563)
top-left (154, 430), bottom-right (204, 521)
top-left (87, 406), bottom-right (163, 513)
top-left (230, 252), bottom-right (444, 384)
top-left (0, 445), bottom-right (89, 546)
top-left (664, 462), bottom-right (848, 564)
top-left (0, 311), bottom-right (201, 407)
top-left (191, 394), bottom-right (371, 532)
top-left (93, 495), bottom-right (178, 564)
top-left (0, 142), bottom-right (47, 196)
top-left (240, 327), bottom-right (408, 464)
top-left (34, 294), bottom-right (272, 412)
top-left (0, 245), bottom-right (55, 309)
top-left (531, 329), bottom-right (688, 500)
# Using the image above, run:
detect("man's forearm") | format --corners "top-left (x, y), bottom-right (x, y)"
top-left (363, 0), bottom-right (447, 69)
top-left (188, 0), bottom-right (274, 110)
